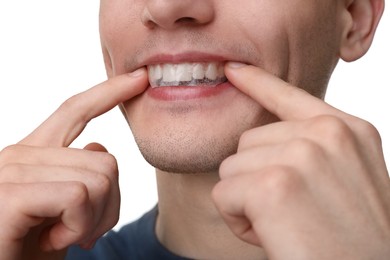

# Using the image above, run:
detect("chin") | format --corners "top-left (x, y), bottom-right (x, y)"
top-left (123, 84), bottom-right (276, 174)
top-left (133, 130), bottom-right (240, 174)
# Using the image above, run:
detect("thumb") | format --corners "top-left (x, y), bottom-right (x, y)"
top-left (83, 142), bottom-right (108, 153)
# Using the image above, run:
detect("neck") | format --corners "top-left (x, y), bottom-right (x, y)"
top-left (155, 169), bottom-right (266, 259)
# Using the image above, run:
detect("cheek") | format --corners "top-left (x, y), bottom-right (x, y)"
top-left (229, 0), bottom-right (340, 93)
top-left (218, 2), bottom-right (292, 79)
top-left (99, 1), bottom-right (144, 75)
top-left (281, 3), bottom-right (341, 94)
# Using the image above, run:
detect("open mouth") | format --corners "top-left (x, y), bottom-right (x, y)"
top-left (147, 62), bottom-right (227, 88)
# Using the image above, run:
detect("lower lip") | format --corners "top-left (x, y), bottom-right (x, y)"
top-left (146, 82), bottom-right (233, 101)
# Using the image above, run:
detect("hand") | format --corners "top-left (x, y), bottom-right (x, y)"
top-left (0, 68), bottom-right (148, 260)
top-left (212, 63), bottom-right (390, 259)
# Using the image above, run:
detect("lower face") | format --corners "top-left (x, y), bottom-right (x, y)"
top-left (124, 78), bottom-right (275, 173)
top-left (100, 0), bottom-right (342, 174)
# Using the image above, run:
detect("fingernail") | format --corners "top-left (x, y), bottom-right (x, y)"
top-left (227, 62), bottom-right (247, 69)
top-left (129, 67), bottom-right (145, 77)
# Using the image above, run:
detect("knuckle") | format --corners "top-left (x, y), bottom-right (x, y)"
top-left (211, 180), bottom-right (233, 212)
top-left (100, 153), bottom-right (119, 179)
top-left (66, 182), bottom-right (89, 207)
top-left (308, 115), bottom-right (352, 144)
top-left (355, 119), bottom-right (382, 145)
top-left (0, 145), bottom-right (19, 166)
top-left (238, 129), bottom-right (254, 149)
top-left (218, 157), bottom-right (232, 178)
top-left (58, 94), bottom-right (87, 122)
top-left (284, 138), bottom-right (324, 168)
top-left (60, 94), bottom-right (81, 111)
top-left (259, 166), bottom-right (302, 204)
top-left (1, 144), bottom-right (18, 155)
top-left (93, 174), bottom-right (111, 196)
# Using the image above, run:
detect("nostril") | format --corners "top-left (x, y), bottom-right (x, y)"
top-left (175, 17), bottom-right (197, 24)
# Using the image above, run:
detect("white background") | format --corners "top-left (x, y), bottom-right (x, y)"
top-left (0, 1), bottom-right (389, 230)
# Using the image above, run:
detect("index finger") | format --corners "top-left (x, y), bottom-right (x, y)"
top-left (20, 68), bottom-right (148, 147)
top-left (224, 62), bottom-right (344, 121)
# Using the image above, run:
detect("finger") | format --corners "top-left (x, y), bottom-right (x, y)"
top-left (39, 184), bottom-right (94, 251)
top-left (220, 145), bottom-right (284, 178)
top-left (0, 144), bottom-right (116, 174)
top-left (225, 62), bottom-right (344, 121)
top-left (41, 178), bottom-right (119, 251)
top-left (0, 163), bottom-right (114, 190)
top-left (0, 146), bottom-right (120, 243)
top-left (237, 115), bottom-right (354, 152)
top-left (0, 164), bottom-right (110, 221)
top-left (220, 138), bottom-right (325, 179)
top-left (2, 182), bottom-right (94, 250)
top-left (212, 172), bottom-right (265, 246)
top-left (237, 121), bottom-right (300, 152)
top-left (20, 68), bottom-right (148, 147)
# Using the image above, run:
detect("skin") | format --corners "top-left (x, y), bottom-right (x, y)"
top-left (0, 0), bottom-right (389, 259)
top-left (102, 0), bottom-right (342, 174)
top-left (0, 71), bottom-right (149, 260)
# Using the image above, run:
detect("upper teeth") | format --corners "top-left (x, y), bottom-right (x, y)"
top-left (148, 62), bottom-right (226, 88)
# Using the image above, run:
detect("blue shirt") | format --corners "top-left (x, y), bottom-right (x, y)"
top-left (66, 206), bottom-right (191, 260)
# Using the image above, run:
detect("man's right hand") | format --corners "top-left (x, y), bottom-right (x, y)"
top-left (0, 68), bottom-right (148, 260)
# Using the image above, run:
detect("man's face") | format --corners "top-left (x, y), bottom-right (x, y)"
top-left (99, 0), bottom-right (344, 173)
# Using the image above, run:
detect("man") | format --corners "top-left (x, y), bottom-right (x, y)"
top-left (0, 0), bottom-right (389, 259)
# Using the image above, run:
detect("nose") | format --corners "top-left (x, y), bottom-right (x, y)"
top-left (141, 0), bottom-right (215, 30)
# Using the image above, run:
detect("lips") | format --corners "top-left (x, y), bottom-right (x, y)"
top-left (138, 52), bottom-right (235, 101)
top-left (147, 62), bottom-right (227, 88)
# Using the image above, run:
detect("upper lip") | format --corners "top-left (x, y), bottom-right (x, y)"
top-left (138, 51), bottom-right (234, 68)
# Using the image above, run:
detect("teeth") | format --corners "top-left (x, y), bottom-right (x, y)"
top-left (177, 63), bottom-right (193, 82)
top-left (205, 63), bottom-right (218, 81)
top-left (192, 63), bottom-right (205, 80)
top-left (148, 62), bottom-right (226, 88)
top-left (149, 64), bottom-right (162, 80)
top-left (162, 64), bottom-right (176, 82)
